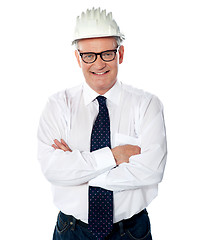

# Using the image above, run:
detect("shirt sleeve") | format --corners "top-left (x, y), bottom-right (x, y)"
top-left (89, 94), bottom-right (167, 191)
top-left (37, 92), bottom-right (116, 187)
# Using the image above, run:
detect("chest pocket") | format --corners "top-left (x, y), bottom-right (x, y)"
top-left (112, 91), bottom-right (140, 146)
top-left (114, 133), bottom-right (141, 148)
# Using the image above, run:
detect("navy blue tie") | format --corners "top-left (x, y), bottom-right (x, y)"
top-left (88, 96), bottom-right (113, 239)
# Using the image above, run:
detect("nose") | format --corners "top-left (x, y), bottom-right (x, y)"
top-left (94, 55), bottom-right (106, 69)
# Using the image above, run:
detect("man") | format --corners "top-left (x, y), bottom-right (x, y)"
top-left (37, 7), bottom-right (167, 240)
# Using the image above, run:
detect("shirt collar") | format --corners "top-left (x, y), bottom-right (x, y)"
top-left (83, 81), bottom-right (121, 106)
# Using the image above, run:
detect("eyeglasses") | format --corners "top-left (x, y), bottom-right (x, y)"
top-left (78, 48), bottom-right (119, 64)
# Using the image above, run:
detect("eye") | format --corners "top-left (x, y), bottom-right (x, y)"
top-left (83, 53), bottom-right (95, 60)
top-left (102, 51), bottom-right (115, 60)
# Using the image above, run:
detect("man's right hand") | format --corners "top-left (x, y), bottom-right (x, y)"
top-left (111, 145), bottom-right (141, 165)
top-left (52, 139), bottom-right (72, 152)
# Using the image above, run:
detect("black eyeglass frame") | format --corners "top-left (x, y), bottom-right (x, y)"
top-left (78, 48), bottom-right (119, 64)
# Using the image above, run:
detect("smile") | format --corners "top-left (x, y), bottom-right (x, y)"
top-left (92, 71), bottom-right (109, 75)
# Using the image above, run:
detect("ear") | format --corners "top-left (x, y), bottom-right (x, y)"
top-left (118, 45), bottom-right (124, 64)
top-left (75, 50), bottom-right (82, 68)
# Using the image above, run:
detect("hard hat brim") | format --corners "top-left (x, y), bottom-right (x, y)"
top-left (72, 34), bottom-right (125, 45)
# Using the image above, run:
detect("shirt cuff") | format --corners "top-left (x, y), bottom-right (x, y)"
top-left (91, 147), bottom-right (116, 171)
top-left (89, 171), bottom-right (109, 189)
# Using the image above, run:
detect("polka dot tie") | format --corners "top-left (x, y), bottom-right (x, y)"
top-left (88, 96), bottom-right (113, 239)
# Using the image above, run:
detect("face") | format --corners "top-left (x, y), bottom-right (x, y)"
top-left (75, 37), bottom-right (124, 95)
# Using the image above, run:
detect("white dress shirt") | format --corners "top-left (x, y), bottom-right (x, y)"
top-left (37, 81), bottom-right (167, 223)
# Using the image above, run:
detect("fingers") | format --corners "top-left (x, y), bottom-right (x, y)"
top-left (52, 139), bottom-right (72, 152)
top-left (54, 139), bottom-right (67, 152)
top-left (126, 145), bottom-right (141, 155)
top-left (52, 144), bottom-right (60, 150)
top-left (60, 139), bottom-right (72, 151)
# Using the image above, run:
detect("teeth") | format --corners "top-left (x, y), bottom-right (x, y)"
top-left (93, 71), bottom-right (108, 75)
top-left (95, 72), bottom-right (105, 75)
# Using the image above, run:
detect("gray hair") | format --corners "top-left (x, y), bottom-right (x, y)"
top-left (73, 36), bottom-right (123, 49)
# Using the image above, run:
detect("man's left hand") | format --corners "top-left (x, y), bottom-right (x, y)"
top-left (111, 144), bottom-right (141, 165)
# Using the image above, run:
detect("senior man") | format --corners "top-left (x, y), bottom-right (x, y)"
top-left (38, 7), bottom-right (167, 240)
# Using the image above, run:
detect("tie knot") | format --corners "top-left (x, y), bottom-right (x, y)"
top-left (96, 96), bottom-right (106, 106)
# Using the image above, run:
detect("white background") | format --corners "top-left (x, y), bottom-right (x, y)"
top-left (0, 0), bottom-right (197, 239)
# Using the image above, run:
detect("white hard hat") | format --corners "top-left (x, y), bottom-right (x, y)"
top-left (72, 7), bottom-right (125, 45)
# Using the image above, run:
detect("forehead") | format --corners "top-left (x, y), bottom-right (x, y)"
top-left (77, 37), bottom-right (117, 52)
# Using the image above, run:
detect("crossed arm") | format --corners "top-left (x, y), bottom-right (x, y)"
top-left (52, 139), bottom-right (141, 166)
top-left (38, 94), bottom-right (167, 190)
